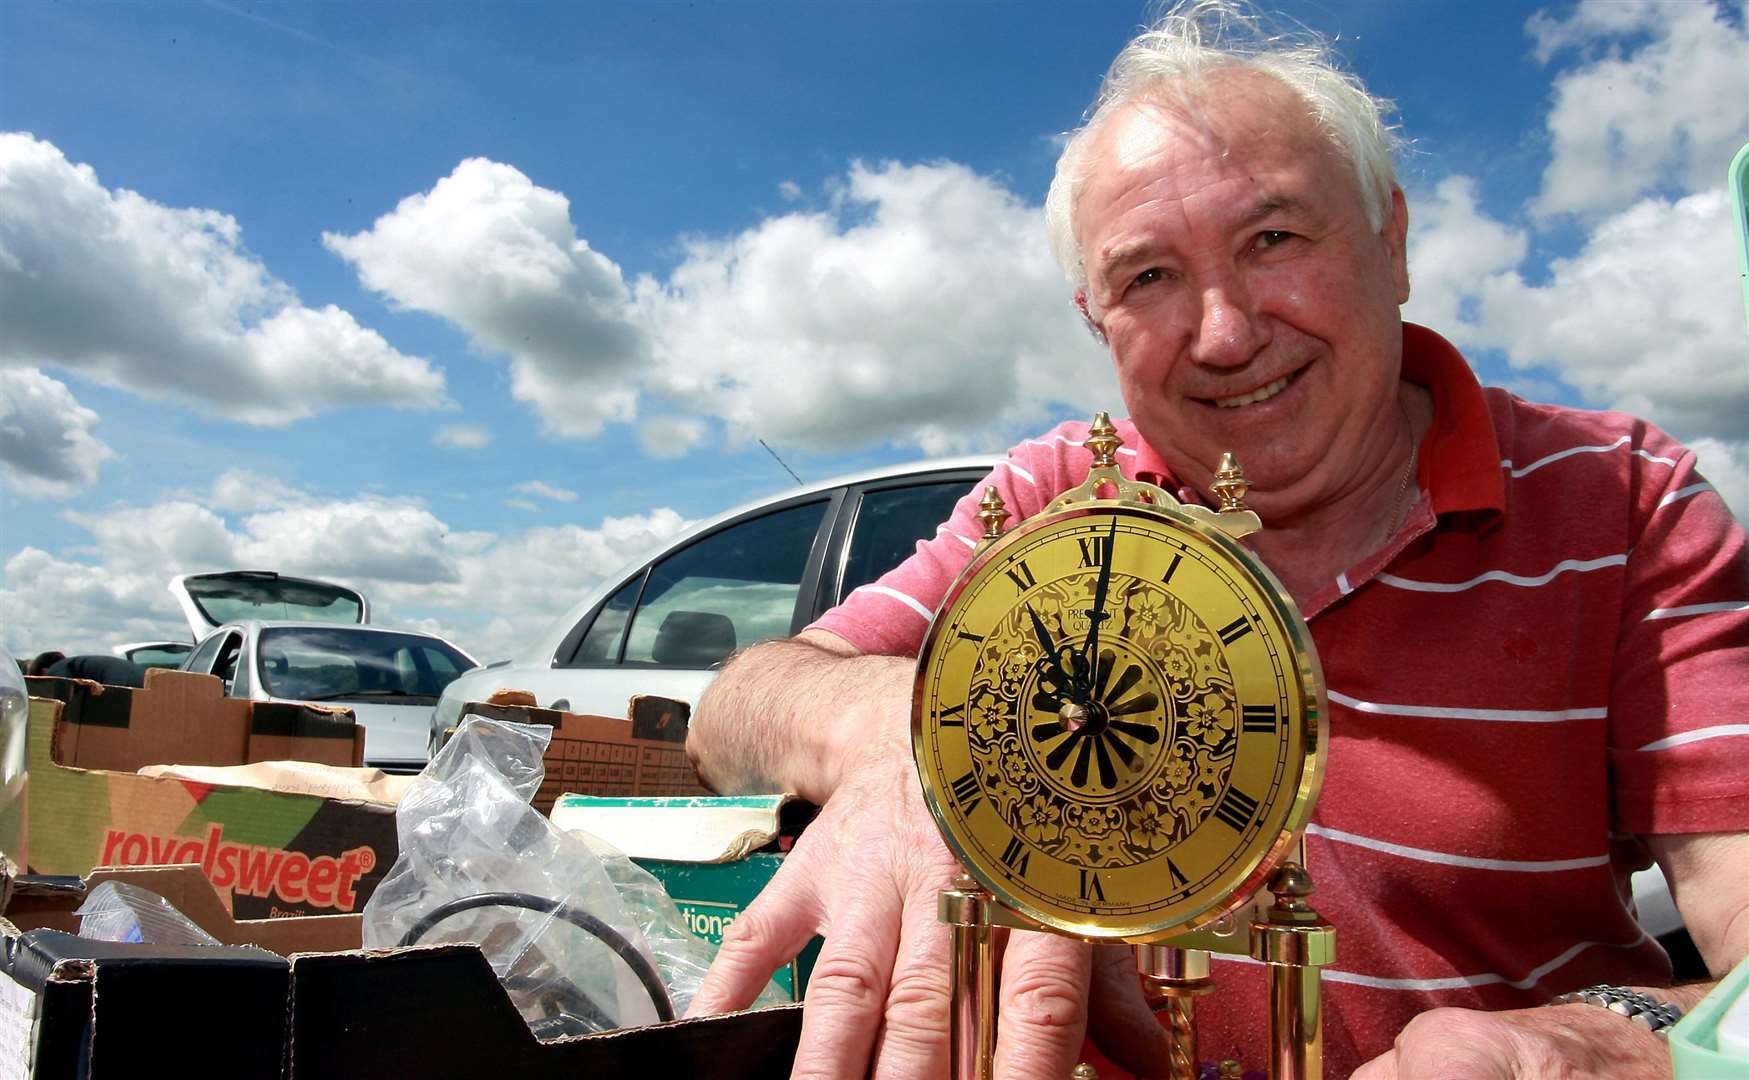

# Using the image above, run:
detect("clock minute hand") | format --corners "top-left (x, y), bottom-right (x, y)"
top-left (1079, 517), bottom-right (1119, 698)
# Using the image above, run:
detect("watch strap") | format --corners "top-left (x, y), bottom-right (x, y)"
top-left (1551, 984), bottom-right (1684, 1037)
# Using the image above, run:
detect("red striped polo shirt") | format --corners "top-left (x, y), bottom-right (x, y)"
top-left (811, 323), bottom-right (1749, 1076)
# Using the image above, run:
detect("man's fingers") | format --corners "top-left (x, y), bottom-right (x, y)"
top-left (1086, 944), bottom-right (1170, 1077)
top-left (687, 856), bottom-right (825, 1017)
top-left (1349, 1047), bottom-right (1396, 1080)
top-left (787, 878), bottom-right (907, 1080)
top-left (868, 880), bottom-right (955, 1079)
top-left (990, 931), bottom-right (1093, 1080)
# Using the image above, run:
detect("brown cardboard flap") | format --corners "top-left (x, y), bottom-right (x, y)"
top-left (30, 668), bottom-right (362, 772)
top-left (245, 701), bottom-right (368, 767)
top-left (136, 761), bottom-right (411, 806)
top-left (2, 864), bottom-right (361, 955)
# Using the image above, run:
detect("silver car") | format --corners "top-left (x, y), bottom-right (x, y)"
top-left (173, 571), bottom-right (477, 771)
top-left (430, 456), bottom-right (1000, 747)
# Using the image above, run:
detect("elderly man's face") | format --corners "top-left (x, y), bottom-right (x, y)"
top-left (1075, 73), bottom-right (1410, 517)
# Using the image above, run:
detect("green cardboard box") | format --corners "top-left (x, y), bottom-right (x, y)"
top-left (550, 794), bottom-right (821, 999)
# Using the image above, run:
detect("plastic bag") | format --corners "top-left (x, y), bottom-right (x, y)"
top-left (74, 881), bottom-right (222, 946)
top-left (362, 716), bottom-right (671, 1037)
top-left (568, 828), bottom-right (788, 1017)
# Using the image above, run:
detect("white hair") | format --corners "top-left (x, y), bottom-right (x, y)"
top-left (1044, 0), bottom-right (1402, 292)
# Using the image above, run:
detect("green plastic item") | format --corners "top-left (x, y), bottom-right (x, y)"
top-left (1670, 953), bottom-right (1749, 1077)
top-left (1733, 141), bottom-right (1749, 340)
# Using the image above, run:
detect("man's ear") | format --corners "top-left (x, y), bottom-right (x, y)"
top-left (1075, 290), bottom-right (1108, 345)
top-left (1385, 185), bottom-right (1410, 305)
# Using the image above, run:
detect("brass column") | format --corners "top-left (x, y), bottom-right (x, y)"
top-left (1248, 863), bottom-right (1335, 1080)
top-left (1138, 945), bottom-right (1215, 1080)
top-left (941, 875), bottom-right (997, 1080)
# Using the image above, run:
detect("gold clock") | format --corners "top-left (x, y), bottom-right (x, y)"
top-left (912, 418), bottom-right (1325, 943)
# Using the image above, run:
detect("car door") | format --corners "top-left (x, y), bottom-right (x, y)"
top-left (813, 467), bottom-right (992, 620)
top-left (183, 627), bottom-right (247, 695)
top-left (525, 494), bottom-right (839, 718)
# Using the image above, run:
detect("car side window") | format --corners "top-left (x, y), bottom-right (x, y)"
top-left (837, 480), bottom-right (973, 603)
top-left (621, 500), bottom-right (829, 668)
top-left (214, 632), bottom-right (244, 693)
top-left (567, 574), bottom-right (643, 666)
top-left (185, 632), bottom-right (226, 674)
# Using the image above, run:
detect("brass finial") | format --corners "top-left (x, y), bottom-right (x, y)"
top-left (1218, 1061), bottom-right (1244, 1078)
top-left (976, 487), bottom-right (1010, 540)
top-left (1211, 452), bottom-right (1251, 512)
top-left (1071, 1065), bottom-right (1101, 1080)
top-left (1265, 860), bottom-right (1320, 925)
top-left (1083, 412), bottom-right (1122, 467)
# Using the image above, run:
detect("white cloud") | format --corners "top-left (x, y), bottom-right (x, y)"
top-left (0, 368), bottom-right (115, 498)
top-left (636, 414), bottom-right (708, 459)
top-left (1690, 437), bottom-right (1749, 521)
top-left (2, 478), bottom-right (692, 662)
top-left (1402, 176), bottom-right (1529, 339)
top-left (65, 501), bottom-right (239, 576)
top-left (1471, 189), bottom-right (1748, 441)
top-left (434, 424), bottom-right (492, 450)
top-left (504, 498), bottom-right (539, 512)
top-left (208, 468), bottom-right (308, 514)
top-left (1527, 0), bottom-right (1749, 218)
top-left (643, 160), bottom-right (1113, 456)
top-left (512, 480), bottom-right (577, 503)
top-left (337, 157), bottom-right (1112, 459)
top-left (0, 133), bottom-right (448, 423)
top-left (232, 498), bottom-right (461, 585)
top-left (323, 158), bottom-right (646, 439)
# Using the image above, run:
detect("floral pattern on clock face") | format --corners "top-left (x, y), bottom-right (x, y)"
top-left (969, 572), bottom-right (1239, 870)
top-left (916, 506), bottom-right (1314, 933)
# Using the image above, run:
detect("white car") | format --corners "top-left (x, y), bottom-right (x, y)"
top-left (172, 571), bottom-right (476, 772)
top-left (430, 457), bottom-right (1001, 748)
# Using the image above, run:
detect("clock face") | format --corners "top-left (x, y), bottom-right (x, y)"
top-left (913, 502), bottom-right (1323, 940)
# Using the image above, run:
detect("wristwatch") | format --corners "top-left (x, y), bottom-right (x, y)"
top-left (1552, 985), bottom-right (1684, 1037)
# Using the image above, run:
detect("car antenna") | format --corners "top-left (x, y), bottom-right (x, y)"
top-left (759, 439), bottom-right (805, 487)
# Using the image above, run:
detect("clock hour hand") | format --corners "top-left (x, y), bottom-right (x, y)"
top-left (1027, 604), bottom-right (1083, 705)
top-left (1078, 517), bottom-right (1119, 698)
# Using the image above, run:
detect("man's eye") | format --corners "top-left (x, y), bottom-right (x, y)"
top-left (1133, 268), bottom-right (1165, 287)
top-left (1255, 230), bottom-right (1295, 250)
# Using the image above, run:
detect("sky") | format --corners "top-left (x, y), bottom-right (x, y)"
top-left (2, 0), bottom-right (1747, 663)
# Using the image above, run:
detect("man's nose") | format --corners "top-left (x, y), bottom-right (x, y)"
top-left (1187, 280), bottom-right (1263, 368)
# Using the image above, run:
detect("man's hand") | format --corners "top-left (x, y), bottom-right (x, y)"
top-left (1351, 1002), bottom-right (1675, 1080)
top-left (687, 713), bottom-right (1096, 1079)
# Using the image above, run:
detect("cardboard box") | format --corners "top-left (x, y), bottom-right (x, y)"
top-left (459, 694), bottom-right (709, 815)
top-left (16, 673), bottom-right (395, 917)
top-left (0, 865), bottom-right (803, 1080)
top-left (551, 794), bottom-right (822, 1000)
top-left (0, 864), bottom-right (360, 1080)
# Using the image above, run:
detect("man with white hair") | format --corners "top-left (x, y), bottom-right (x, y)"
top-left (686, 3), bottom-right (1749, 1076)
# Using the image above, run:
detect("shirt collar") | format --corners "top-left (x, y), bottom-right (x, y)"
top-left (1401, 322), bottom-right (1505, 518)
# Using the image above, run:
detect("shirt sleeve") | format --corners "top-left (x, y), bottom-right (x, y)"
top-left (1607, 428), bottom-right (1749, 835)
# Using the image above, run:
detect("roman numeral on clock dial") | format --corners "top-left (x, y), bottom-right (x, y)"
top-left (1241, 704), bottom-right (1276, 733)
top-left (1217, 616), bottom-right (1253, 645)
top-left (950, 770), bottom-right (981, 815)
top-left (1213, 786), bottom-right (1260, 832)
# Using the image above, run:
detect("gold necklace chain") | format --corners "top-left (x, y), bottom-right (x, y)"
top-left (1381, 443), bottom-right (1419, 544)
